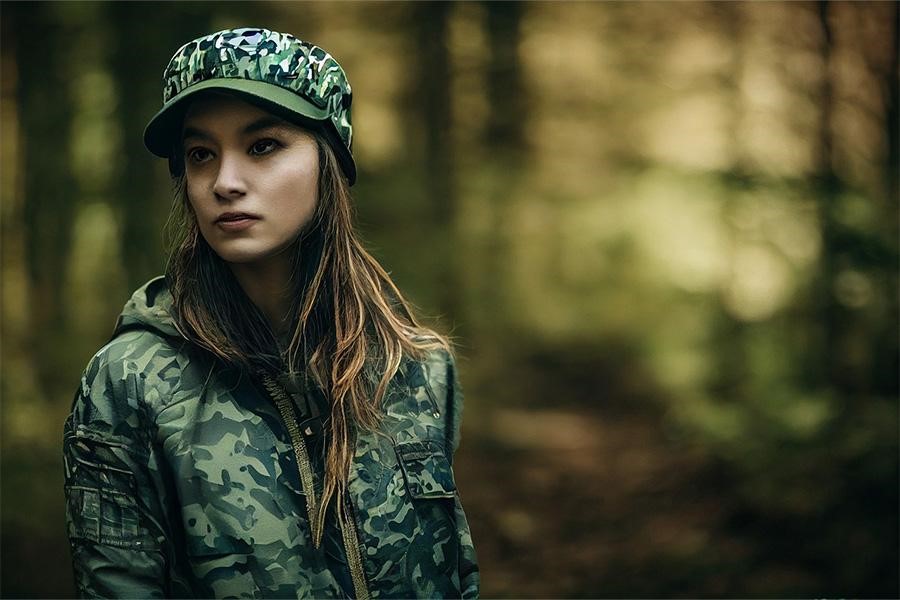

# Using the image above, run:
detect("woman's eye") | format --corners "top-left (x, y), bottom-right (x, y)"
top-left (186, 147), bottom-right (212, 164)
top-left (250, 139), bottom-right (279, 156)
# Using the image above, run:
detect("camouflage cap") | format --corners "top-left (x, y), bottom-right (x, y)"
top-left (143, 27), bottom-right (356, 185)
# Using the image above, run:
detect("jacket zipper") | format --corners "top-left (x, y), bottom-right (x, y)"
top-left (262, 373), bottom-right (371, 599)
top-left (340, 494), bottom-right (371, 600)
top-left (261, 374), bottom-right (319, 536)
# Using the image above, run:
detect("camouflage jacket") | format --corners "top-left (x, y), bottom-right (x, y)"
top-left (63, 276), bottom-right (479, 599)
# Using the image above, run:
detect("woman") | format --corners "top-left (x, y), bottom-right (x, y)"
top-left (63, 27), bottom-right (479, 599)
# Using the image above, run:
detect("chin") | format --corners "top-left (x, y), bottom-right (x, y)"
top-left (216, 251), bottom-right (267, 265)
top-left (207, 238), bottom-right (294, 266)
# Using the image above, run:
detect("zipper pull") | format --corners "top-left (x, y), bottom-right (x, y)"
top-left (422, 378), bottom-right (442, 419)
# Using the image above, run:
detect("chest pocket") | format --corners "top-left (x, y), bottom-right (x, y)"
top-left (392, 439), bottom-right (460, 589)
top-left (395, 440), bottom-right (456, 499)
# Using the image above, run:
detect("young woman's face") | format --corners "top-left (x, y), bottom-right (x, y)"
top-left (181, 93), bottom-right (319, 265)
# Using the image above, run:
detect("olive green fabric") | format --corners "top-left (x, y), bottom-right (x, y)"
top-left (63, 276), bottom-right (479, 598)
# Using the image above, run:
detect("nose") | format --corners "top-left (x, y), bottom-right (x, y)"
top-left (212, 151), bottom-right (247, 200)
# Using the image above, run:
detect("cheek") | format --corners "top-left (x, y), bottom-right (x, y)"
top-left (185, 182), bottom-right (212, 221)
top-left (185, 181), bottom-right (201, 210)
top-left (271, 165), bottom-right (318, 218)
top-left (296, 178), bottom-right (319, 225)
top-left (297, 158), bottom-right (319, 211)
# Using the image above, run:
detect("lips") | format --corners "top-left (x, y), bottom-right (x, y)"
top-left (216, 211), bottom-right (260, 223)
top-left (215, 211), bottom-right (260, 233)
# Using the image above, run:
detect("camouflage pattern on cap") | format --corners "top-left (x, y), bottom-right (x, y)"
top-left (162, 27), bottom-right (353, 152)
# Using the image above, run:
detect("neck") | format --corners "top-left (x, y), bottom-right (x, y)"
top-left (229, 251), bottom-right (295, 344)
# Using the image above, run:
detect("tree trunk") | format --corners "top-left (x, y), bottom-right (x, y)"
top-left (107, 3), bottom-right (213, 292)
top-left (13, 2), bottom-right (79, 394)
top-left (814, 0), bottom-right (850, 394)
top-left (484, 1), bottom-right (527, 164)
top-left (710, 1), bottom-right (750, 403)
top-left (412, 2), bottom-right (462, 332)
top-left (480, 0), bottom-right (528, 342)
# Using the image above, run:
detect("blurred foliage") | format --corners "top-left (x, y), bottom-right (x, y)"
top-left (1, 1), bottom-right (897, 597)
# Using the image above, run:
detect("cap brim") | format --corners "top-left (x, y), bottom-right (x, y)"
top-left (143, 78), bottom-right (356, 184)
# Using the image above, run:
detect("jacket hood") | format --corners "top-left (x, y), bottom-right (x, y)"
top-left (112, 276), bottom-right (183, 340)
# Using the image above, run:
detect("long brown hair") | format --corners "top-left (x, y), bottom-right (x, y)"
top-left (164, 128), bottom-right (452, 546)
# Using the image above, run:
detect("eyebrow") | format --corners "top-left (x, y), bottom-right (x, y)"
top-left (182, 115), bottom-right (292, 143)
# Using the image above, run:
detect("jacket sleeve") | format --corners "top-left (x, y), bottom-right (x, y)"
top-left (444, 352), bottom-right (480, 599)
top-left (63, 346), bottom-right (172, 599)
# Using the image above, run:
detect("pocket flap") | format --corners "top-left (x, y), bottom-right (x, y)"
top-left (395, 440), bottom-right (456, 499)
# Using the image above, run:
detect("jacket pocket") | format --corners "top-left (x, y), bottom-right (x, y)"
top-left (395, 440), bottom-right (456, 500)
top-left (65, 484), bottom-right (151, 548)
top-left (393, 440), bottom-right (460, 586)
top-left (64, 426), bottom-right (156, 549)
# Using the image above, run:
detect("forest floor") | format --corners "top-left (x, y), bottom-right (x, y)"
top-left (455, 405), bottom-right (823, 598)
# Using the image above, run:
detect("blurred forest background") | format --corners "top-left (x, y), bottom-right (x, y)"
top-left (1, 1), bottom-right (897, 597)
